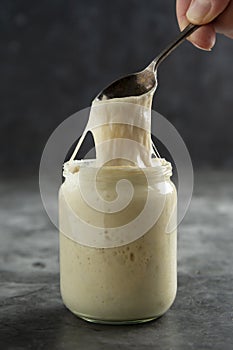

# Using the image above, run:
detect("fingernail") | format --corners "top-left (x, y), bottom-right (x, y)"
top-left (186, 0), bottom-right (211, 22)
top-left (192, 41), bottom-right (212, 51)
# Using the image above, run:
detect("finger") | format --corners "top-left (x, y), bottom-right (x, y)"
top-left (176, 0), bottom-right (192, 30)
top-left (214, 0), bottom-right (233, 38)
top-left (186, 0), bottom-right (231, 24)
top-left (176, 0), bottom-right (216, 50)
top-left (189, 23), bottom-right (216, 50)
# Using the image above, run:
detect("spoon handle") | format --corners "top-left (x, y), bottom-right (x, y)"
top-left (153, 23), bottom-right (200, 70)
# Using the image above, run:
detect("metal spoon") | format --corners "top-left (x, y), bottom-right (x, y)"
top-left (96, 23), bottom-right (200, 100)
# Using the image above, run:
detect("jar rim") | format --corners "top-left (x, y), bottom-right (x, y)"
top-left (63, 158), bottom-right (172, 181)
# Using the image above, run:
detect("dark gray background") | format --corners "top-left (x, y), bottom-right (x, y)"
top-left (1, 2), bottom-right (233, 348)
top-left (1, 0), bottom-right (233, 175)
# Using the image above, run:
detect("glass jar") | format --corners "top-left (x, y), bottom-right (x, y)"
top-left (59, 158), bottom-right (177, 324)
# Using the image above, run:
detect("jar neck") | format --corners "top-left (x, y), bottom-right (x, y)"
top-left (63, 159), bottom-right (172, 184)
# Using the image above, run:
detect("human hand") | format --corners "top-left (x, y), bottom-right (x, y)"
top-left (176, 0), bottom-right (233, 50)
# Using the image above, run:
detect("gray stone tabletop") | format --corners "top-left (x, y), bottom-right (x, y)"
top-left (0, 171), bottom-right (233, 350)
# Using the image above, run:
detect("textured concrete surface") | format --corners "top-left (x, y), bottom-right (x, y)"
top-left (0, 171), bottom-right (233, 349)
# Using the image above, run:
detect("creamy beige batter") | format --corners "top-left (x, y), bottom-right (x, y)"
top-left (59, 89), bottom-right (177, 323)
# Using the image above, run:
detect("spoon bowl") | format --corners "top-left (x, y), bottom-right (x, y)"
top-left (97, 23), bottom-right (199, 100)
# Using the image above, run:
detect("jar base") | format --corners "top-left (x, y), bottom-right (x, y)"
top-left (68, 308), bottom-right (163, 325)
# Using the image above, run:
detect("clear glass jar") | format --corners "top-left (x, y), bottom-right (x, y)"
top-left (59, 158), bottom-right (177, 324)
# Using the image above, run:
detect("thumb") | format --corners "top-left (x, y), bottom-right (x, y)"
top-left (186, 0), bottom-right (231, 24)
